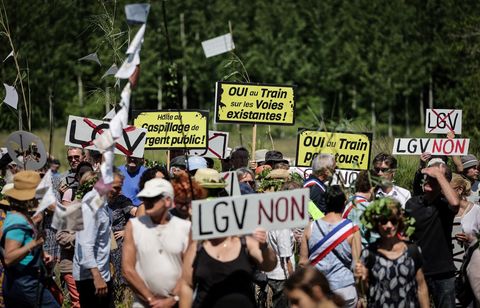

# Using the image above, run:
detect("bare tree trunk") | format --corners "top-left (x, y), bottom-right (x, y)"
top-left (180, 13), bottom-right (187, 110)
top-left (48, 86), bottom-right (54, 157)
top-left (428, 76), bottom-right (433, 109)
top-left (157, 59), bottom-right (163, 110)
top-left (388, 99), bottom-right (393, 137)
top-left (78, 74), bottom-right (84, 107)
top-left (405, 96), bottom-right (410, 136)
top-left (371, 100), bottom-right (376, 136)
top-left (419, 90), bottom-right (424, 125)
top-left (18, 102), bottom-right (22, 130)
top-left (352, 85), bottom-right (357, 110)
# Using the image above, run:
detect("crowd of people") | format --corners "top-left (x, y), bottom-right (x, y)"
top-left (0, 144), bottom-right (478, 308)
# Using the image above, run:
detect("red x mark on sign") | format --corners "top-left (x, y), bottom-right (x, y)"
top-left (82, 118), bottom-right (134, 156)
top-left (428, 109), bottom-right (455, 133)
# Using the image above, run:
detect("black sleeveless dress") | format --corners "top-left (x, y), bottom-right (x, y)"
top-left (192, 237), bottom-right (257, 308)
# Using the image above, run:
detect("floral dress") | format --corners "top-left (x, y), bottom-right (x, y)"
top-left (361, 242), bottom-right (422, 308)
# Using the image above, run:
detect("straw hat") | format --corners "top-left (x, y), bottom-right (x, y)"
top-left (4, 171), bottom-right (41, 201)
top-left (194, 168), bottom-right (227, 189)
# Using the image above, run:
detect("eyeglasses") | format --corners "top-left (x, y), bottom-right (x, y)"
top-left (67, 155), bottom-right (81, 161)
top-left (374, 167), bottom-right (393, 174)
top-left (379, 217), bottom-right (399, 226)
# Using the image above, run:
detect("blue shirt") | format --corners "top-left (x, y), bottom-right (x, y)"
top-left (73, 190), bottom-right (112, 281)
top-left (2, 213), bottom-right (34, 266)
top-left (118, 165), bottom-right (146, 206)
top-left (308, 219), bottom-right (355, 290)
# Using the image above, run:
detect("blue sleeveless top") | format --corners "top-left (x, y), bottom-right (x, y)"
top-left (308, 219), bottom-right (355, 290)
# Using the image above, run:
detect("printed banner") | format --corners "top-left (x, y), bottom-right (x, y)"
top-left (295, 129), bottom-right (372, 170)
top-left (215, 82), bottom-right (295, 125)
top-left (425, 109), bottom-right (462, 134)
top-left (393, 138), bottom-right (469, 155)
top-left (133, 110), bottom-right (208, 149)
top-left (192, 188), bottom-right (310, 240)
top-left (65, 116), bottom-right (147, 158)
top-left (188, 131), bottom-right (229, 159)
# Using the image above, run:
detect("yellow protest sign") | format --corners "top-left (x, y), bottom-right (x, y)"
top-left (296, 129), bottom-right (372, 170)
top-left (215, 82), bottom-right (295, 125)
top-left (134, 110), bottom-right (209, 149)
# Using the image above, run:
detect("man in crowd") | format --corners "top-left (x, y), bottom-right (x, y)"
top-left (405, 161), bottom-right (459, 307)
top-left (119, 156), bottom-right (146, 207)
top-left (73, 178), bottom-right (113, 307)
top-left (122, 178), bottom-right (189, 307)
top-left (373, 152), bottom-right (411, 208)
top-left (264, 150), bottom-right (290, 170)
top-left (59, 147), bottom-right (86, 197)
top-left (303, 154), bottom-right (336, 217)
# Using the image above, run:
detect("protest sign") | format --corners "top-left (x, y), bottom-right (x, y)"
top-left (392, 138), bottom-right (469, 155)
top-left (192, 188), bottom-right (309, 240)
top-left (6, 131), bottom-right (47, 170)
top-left (65, 115), bottom-right (147, 158)
top-left (201, 33), bottom-right (235, 58)
top-left (215, 82), bottom-right (295, 125)
top-left (289, 167), bottom-right (358, 187)
top-left (295, 129), bottom-right (372, 170)
top-left (188, 131), bottom-right (229, 159)
top-left (134, 110), bottom-right (209, 149)
top-left (425, 109), bottom-right (462, 134)
top-left (221, 171), bottom-right (241, 196)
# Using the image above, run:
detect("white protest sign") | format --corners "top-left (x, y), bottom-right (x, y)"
top-left (189, 131), bottom-right (229, 159)
top-left (192, 188), bottom-right (310, 240)
top-left (65, 115), bottom-right (147, 158)
top-left (221, 171), bottom-right (241, 196)
top-left (425, 109), bottom-right (462, 134)
top-left (289, 167), bottom-right (358, 187)
top-left (332, 169), bottom-right (360, 188)
top-left (201, 33), bottom-right (235, 58)
top-left (393, 138), bottom-right (469, 155)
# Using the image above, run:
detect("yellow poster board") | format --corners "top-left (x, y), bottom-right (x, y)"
top-left (215, 82), bottom-right (295, 125)
top-left (296, 129), bottom-right (372, 170)
top-left (134, 110), bottom-right (209, 149)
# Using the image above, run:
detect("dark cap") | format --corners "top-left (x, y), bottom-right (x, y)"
top-left (170, 156), bottom-right (187, 168)
top-left (265, 150), bottom-right (289, 165)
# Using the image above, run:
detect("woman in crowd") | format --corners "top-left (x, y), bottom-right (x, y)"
top-left (451, 174), bottom-right (480, 306)
top-left (284, 266), bottom-right (345, 308)
top-left (193, 168), bottom-right (229, 198)
top-left (2, 171), bottom-right (60, 307)
top-left (108, 171), bottom-right (136, 303)
top-left (355, 198), bottom-right (429, 308)
top-left (180, 228), bottom-right (277, 308)
top-left (170, 170), bottom-right (207, 220)
top-left (299, 185), bottom-right (361, 308)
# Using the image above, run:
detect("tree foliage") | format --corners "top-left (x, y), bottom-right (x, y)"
top-left (0, 0), bottom-right (479, 146)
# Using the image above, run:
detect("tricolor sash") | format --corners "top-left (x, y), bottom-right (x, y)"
top-left (309, 219), bottom-right (358, 266)
top-left (342, 195), bottom-right (368, 219)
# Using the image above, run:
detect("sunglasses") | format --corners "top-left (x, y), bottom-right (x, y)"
top-left (374, 167), bottom-right (393, 173)
top-left (67, 155), bottom-right (81, 161)
top-left (379, 217), bottom-right (399, 226)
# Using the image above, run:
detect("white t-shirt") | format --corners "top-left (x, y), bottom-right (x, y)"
top-left (131, 215), bottom-right (190, 306)
top-left (266, 229), bottom-right (295, 280)
top-left (377, 185), bottom-right (411, 209)
top-left (467, 181), bottom-right (480, 204)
